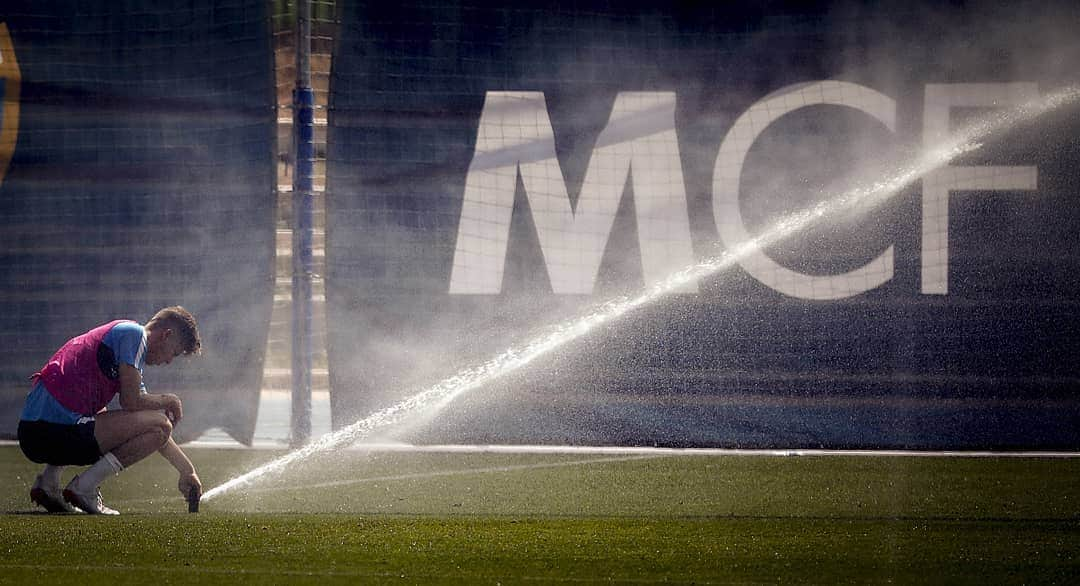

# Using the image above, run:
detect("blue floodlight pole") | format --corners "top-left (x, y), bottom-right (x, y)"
top-left (291, 0), bottom-right (314, 447)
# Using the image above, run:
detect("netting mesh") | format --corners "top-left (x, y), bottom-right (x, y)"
top-left (1, 2), bottom-right (1078, 449)
top-left (0, 0), bottom-right (276, 443)
top-left (327, 1), bottom-right (1080, 448)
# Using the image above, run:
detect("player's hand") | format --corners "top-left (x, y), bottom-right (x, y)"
top-left (179, 471), bottom-right (202, 498)
top-left (162, 394), bottom-right (183, 423)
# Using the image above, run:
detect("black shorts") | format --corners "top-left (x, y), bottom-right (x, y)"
top-left (18, 419), bottom-right (103, 466)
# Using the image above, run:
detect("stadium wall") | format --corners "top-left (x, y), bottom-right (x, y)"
top-left (325, 1), bottom-right (1080, 449)
top-left (0, 0), bottom-right (276, 444)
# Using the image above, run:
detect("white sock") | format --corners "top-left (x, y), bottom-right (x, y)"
top-left (41, 465), bottom-right (64, 489)
top-left (74, 452), bottom-right (124, 492)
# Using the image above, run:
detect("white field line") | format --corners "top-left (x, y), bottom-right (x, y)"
top-left (235, 453), bottom-right (663, 495)
top-left (182, 440), bottom-right (1080, 458)
top-left (2, 439), bottom-right (1075, 458)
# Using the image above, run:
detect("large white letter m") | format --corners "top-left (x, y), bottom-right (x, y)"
top-left (449, 91), bottom-right (696, 295)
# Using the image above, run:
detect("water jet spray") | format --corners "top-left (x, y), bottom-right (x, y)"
top-left (202, 84), bottom-right (1080, 502)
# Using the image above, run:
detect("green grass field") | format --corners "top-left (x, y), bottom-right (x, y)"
top-left (1, 444), bottom-right (1077, 584)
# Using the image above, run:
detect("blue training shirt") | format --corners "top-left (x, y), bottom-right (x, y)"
top-left (21, 322), bottom-right (148, 424)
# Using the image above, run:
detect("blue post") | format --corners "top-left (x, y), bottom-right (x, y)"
top-left (290, 0), bottom-right (313, 447)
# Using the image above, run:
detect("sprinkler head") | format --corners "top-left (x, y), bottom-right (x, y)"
top-left (187, 485), bottom-right (200, 513)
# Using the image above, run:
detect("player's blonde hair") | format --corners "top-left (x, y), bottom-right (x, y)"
top-left (148, 306), bottom-right (201, 355)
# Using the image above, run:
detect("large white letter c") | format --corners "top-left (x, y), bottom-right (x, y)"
top-left (713, 81), bottom-right (896, 300)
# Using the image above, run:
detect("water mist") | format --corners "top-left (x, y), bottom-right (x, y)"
top-left (203, 84), bottom-right (1080, 502)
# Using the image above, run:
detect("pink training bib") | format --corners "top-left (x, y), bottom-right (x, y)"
top-left (32, 320), bottom-right (134, 416)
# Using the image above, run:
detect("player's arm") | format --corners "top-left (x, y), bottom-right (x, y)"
top-left (159, 436), bottom-right (202, 497)
top-left (117, 363), bottom-right (183, 421)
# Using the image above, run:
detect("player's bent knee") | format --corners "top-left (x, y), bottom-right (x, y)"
top-left (155, 413), bottom-right (174, 440)
top-left (94, 410), bottom-right (175, 455)
top-left (138, 412), bottom-right (173, 446)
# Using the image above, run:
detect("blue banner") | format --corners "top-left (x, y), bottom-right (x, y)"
top-left (325, 1), bottom-right (1080, 448)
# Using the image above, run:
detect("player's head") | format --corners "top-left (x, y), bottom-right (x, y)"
top-left (145, 306), bottom-right (201, 366)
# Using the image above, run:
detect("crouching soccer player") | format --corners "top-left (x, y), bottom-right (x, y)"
top-left (17, 306), bottom-right (203, 514)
